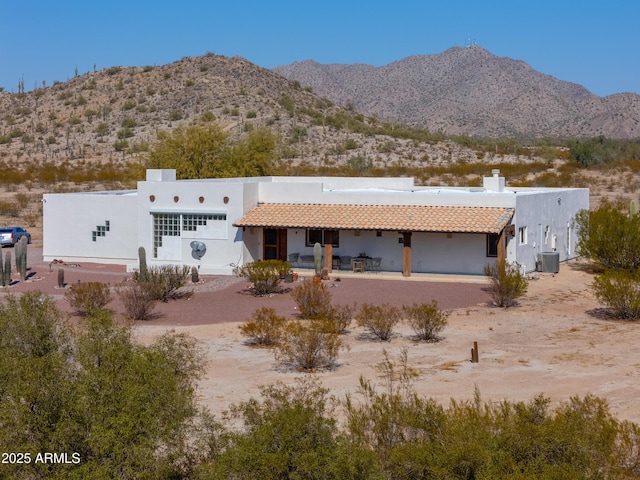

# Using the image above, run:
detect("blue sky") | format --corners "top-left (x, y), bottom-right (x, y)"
top-left (1, 1), bottom-right (638, 96)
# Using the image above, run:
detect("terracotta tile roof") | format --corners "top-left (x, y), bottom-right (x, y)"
top-left (234, 203), bottom-right (514, 233)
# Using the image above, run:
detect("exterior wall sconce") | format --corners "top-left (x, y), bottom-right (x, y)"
top-left (223, 196), bottom-right (229, 204)
top-left (447, 232), bottom-right (453, 239)
top-left (199, 196), bottom-right (205, 203)
top-left (354, 230), bottom-right (361, 236)
top-left (149, 195), bottom-right (155, 202)
top-left (376, 230), bottom-right (382, 237)
top-left (173, 195), bottom-right (179, 203)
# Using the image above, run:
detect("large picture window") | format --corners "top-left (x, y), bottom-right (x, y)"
top-left (306, 229), bottom-right (339, 247)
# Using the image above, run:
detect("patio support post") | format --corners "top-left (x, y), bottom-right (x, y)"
top-left (497, 230), bottom-right (506, 269)
top-left (324, 243), bottom-right (333, 273)
top-left (402, 231), bottom-right (412, 277)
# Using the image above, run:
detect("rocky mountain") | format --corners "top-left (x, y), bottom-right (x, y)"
top-left (274, 46), bottom-right (640, 139)
top-left (0, 53), bottom-right (514, 173)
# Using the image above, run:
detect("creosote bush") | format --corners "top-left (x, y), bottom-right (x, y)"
top-left (574, 200), bottom-right (640, 271)
top-left (133, 264), bottom-right (190, 301)
top-left (64, 281), bottom-right (112, 315)
top-left (592, 269), bottom-right (640, 319)
top-left (117, 282), bottom-right (156, 320)
top-left (236, 259), bottom-right (291, 296)
top-left (403, 301), bottom-right (450, 341)
top-left (315, 304), bottom-right (355, 335)
top-left (356, 303), bottom-right (401, 341)
top-left (239, 307), bottom-right (287, 346)
top-left (484, 261), bottom-right (528, 307)
top-left (291, 278), bottom-right (332, 318)
top-left (275, 320), bottom-right (344, 371)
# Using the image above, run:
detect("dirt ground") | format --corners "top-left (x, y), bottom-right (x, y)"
top-left (3, 249), bottom-right (640, 425)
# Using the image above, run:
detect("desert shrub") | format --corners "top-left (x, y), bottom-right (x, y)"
top-left (117, 282), bottom-right (156, 320)
top-left (202, 378), bottom-right (381, 479)
top-left (0, 200), bottom-right (20, 217)
top-left (275, 320), bottom-right (343, 371)
top-left (592, 269), bottom-right (640, 319)
top-left (403, 301), bottom-right (450, 341)
top-left (64, 281), bottom-right (112, 315)
top-left (133, 264), bottom-right (190, 302)
top-left (291, 278), bottom-right (332, 318)
top-left (239, 307), bottom-right (287, 346)
top-left (315, 304), bottom-right (355, 335)
top-left (344, 349), bottom-right (446, 474)
top-left (574, 200), bottom-right (640, 272)
top-left (484, 261), bottom-right (528, 307)
top-left (355, 303), bottom-right (401, 341)
top-left (236, 260), bottom-right (291, 296)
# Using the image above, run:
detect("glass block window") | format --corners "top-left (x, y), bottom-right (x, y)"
top-left (153, 213), bottom-right (180, 256)
top-left (182, 213), bottom-right (226, 231)
top-left (152, 212), bottom-right (226, 257)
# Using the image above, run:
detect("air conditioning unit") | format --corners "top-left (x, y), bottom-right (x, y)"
top-left (538, 252), bottom-right (559, 273)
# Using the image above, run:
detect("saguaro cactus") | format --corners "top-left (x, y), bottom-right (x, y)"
top-left (57, 267), bottom-right (65, 288)
top-left (4, 250), bottom-right (12, 286)
top-left (138, 246), bottom-right (148, 282)
top-left (16, 236), bottom-right (28, 281)
top-left (313, 242), bottom-right (322, 276)
top-left (630, 199), bottom-right (638, 218)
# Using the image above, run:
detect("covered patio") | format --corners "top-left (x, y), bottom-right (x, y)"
top-left (234, 203), bottom-right (514, 277)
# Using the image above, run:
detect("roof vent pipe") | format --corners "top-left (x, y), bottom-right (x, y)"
top-left (492, 169), bottom-right (500, 177)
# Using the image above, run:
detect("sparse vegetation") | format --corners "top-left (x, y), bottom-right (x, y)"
top-left (291, 278), bottom-right (332, 318)
top-left (592, 269), bottom-right (640, 319)
top-left (274, 320), bottom-right (344, 371)
top-left (403, 301), bottom-right (450, 341)
top-left (64, 281), bottom-right (112, 315)
top-left (133, 264), bottom-right (190, 302)
top-left (239, 307), bottom-right (287, 346)
top-left (484, 261), bottom-right (528, 307)
top-left (117, 281), bottom-right (157, 320)
top-left (355, 303), bottom-right (401, 341)
top-left (236, 259), bottom-right (291, 296)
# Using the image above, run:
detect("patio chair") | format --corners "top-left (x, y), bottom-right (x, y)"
top-left (339, 255), bottom-right (352, 270)
top-left (288, 253), bottom-right (300, 265)
top-left (370, 257), bottom-right (382, 273)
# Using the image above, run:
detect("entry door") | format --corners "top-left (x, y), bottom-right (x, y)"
top-left (263, 228), bottom-right (287, 260)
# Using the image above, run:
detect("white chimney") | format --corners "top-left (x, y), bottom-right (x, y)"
top-left (483, 169), bottom-right (505, 192)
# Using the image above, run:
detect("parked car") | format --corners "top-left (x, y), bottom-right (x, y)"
top-left (0, 226), bottom-right (32, 246)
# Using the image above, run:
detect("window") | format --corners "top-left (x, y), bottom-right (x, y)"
top-left (486, 233), bottom-right (500, 257)
top-left (518, 226), bottom-right (527, 245)
top-left (182, 213), bottom-right (226, 231)
top-left (544, 225), bottom-right (550, 244)
top-left (152, 212), bottom-right (226, 257)
top-left (306, 229), bottom-right (339, 247)
top-left (153, 213), bottom-right (180, 257)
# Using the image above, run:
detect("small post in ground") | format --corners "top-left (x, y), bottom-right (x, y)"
top-left (471, 341), bottom-right (479, 363)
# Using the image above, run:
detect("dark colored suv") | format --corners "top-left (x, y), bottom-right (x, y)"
top-left (0, 226), bottom-right (32, 246)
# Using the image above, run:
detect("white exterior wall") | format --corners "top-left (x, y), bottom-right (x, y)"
top-left (43, 191), bottom-right (138, 263)
top-left (41, 170), bottom-right (589, 276)
top-left (510, 188), bottom-right (589, 272)
top-left (135, 173), bottom-right (254, 275)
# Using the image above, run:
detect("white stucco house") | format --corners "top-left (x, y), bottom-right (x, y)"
top-left (42, 169), bottom-right (588, 276)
